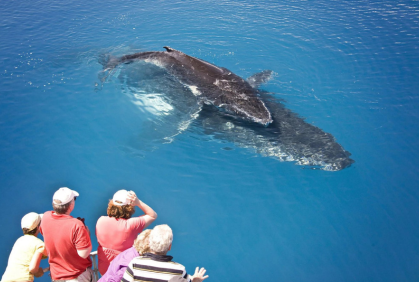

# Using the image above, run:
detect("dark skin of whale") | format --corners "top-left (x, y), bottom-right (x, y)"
top-left (105, 47), bottom-right (273, 126)
top-left (196, 93), bottom-right (354, 171)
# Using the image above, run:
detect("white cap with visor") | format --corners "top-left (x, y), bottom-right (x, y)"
top-left (113, 189), bottom-right (130, 206)
top-left (21, 212), bottom-right (43, 231)
top-left (53, 187), bottom-right (79, 205)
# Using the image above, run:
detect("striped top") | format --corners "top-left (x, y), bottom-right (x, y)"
top-left (121, 253), bottom-right (191, 282)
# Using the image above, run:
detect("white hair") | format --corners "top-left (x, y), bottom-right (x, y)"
top-left (149, 224), bottom-right (173, 254)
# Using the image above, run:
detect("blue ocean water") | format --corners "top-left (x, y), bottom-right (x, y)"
top-left (1, 0), bottom-right (419, 281)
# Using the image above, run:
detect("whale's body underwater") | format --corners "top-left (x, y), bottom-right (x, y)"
top-left (101, 47), bottom-right (354, 171)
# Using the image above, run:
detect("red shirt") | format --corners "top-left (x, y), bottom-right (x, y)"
top-left (96, 216), bottom-right (145, 275)
top-left (40, 211), bottom-right (92, 280)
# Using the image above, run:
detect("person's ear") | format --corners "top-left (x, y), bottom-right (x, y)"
top-left (168, 244), bottom-right (172, 251)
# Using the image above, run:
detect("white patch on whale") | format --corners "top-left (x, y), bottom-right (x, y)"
top-left (144, 58), bottom-right (166, 69)
top-left (130, 90), bottom-right (174, 116)
top-left (186, 85), bottom-right (201, 96)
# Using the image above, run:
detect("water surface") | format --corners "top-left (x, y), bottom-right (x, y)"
top-left (1, 0), bottom-right (419, 281)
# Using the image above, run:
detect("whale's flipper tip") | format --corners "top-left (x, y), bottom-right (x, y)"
top-left (98, 53), bottom-right (120, 70)
top-left (247, 70), bottom-right (274, 88)
top-left (97, 53), bottom-right (121, 83)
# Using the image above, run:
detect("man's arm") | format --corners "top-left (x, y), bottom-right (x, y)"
top-left (77, 245), bottom-right (92, 259)
top-left (75, 224), bottom-right (92, 259)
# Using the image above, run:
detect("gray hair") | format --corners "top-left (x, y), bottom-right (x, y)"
top-left (149, 224), bottom-right (173, 254)
top-left (52, 199), bottom-right (72, 214)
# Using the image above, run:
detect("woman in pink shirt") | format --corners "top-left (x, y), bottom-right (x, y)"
top-left (96, 190), bottom-right (157, 275)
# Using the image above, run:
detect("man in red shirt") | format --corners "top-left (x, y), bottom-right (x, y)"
top-left (41, 187), bottom-right (92, 281)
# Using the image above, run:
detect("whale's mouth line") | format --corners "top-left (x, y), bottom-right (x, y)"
top-left (235, 108), bottom-right (272, 126)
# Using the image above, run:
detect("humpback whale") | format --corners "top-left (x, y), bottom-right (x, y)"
top-left (100, 47), bottom-right (354, 171)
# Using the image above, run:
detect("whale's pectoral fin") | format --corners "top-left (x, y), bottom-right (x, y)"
top-left (246, 70), bottom-right (273, 88)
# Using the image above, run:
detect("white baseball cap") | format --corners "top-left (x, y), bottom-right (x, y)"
top-left (21, 212), bottom-right (42, 230)
top-left (113, 189), bottom-right (130, 206)
top-left (53, 187), bottom-right (79, 205)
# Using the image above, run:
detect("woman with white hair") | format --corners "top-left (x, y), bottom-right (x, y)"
top-left (122, 224), bottom-right (208, 282)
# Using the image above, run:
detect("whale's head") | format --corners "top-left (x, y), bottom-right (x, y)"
top-left (212, 79), bottom-right (273, 126)
top-left (232, 99), bottom-right (273, 126)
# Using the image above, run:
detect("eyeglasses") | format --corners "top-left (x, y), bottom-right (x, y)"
top-left (74, 196), bottom-right (77, 201)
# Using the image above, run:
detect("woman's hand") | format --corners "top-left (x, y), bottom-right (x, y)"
top-left (127, 190), bottom-right (157, 227)
top-left (32, 267), bottom-right (44, 278)
top-left (128, 191), bottom-right (140, 206)
top-left (191, 267), bottom-right (209, 282)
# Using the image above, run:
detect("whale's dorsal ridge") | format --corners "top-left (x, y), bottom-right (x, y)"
top-left (164, 46), bottom-right (176, 52)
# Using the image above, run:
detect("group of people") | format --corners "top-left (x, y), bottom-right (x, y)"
top-left (2, 187), bottom-right (209, 282)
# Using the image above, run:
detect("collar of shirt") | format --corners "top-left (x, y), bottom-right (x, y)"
top-left (142, 252), bottom-right (174, 262)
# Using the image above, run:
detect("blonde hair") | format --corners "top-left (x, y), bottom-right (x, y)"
top-left (133, 229), bottom-right (152, 255)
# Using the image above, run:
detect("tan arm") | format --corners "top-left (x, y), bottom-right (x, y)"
top-left (77, 245), bottom-right (92, 259)
top-left (29, 250), bottom-right (44, 277)
top-left (128, 191), bottom-right (158, 228)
